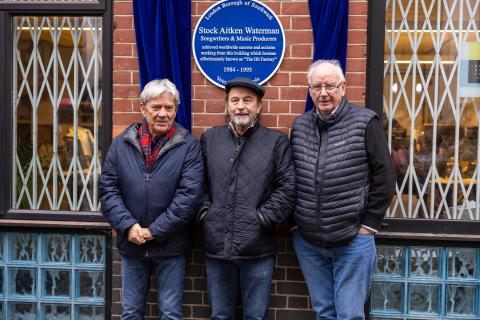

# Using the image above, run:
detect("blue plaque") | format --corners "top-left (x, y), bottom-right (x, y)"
top-left (193, 0), bottom-right (285, 88)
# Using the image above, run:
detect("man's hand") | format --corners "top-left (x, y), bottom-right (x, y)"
top-left (141, 228), bottom-right (154, 241)
top-left (127, 223), bottom-right (146, 245)
top-left (358, 226), bottom-right (374, 235)
top-left (348, 227), bottom-right (374, 245)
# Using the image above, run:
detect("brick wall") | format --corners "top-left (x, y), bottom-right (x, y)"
top-left (111, 0), bottom-right (368, 319)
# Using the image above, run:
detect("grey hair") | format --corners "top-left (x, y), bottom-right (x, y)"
top-left (307, 59), bottom-right (345, 83)
top-left (140, 79), bottom-right (180, 107)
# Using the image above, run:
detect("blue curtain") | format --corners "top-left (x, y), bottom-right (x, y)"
top-left (133, 0), bottom-right (192, 131)
top-left (305, 0), bottom-right (349, 111)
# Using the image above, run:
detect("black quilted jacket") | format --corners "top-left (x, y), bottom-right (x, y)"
top-left (200, 121), bottom-right (296, 260)
top-left (291, 99), bottom-right (378, 246)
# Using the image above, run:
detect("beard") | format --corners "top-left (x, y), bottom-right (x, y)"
top-left (231, 114), bottom-right (255, 127)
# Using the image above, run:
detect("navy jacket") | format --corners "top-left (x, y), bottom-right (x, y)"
top-left (100, 122), bottom-right (204, 258)
top-left (201, 121), bottom-right (296, 260)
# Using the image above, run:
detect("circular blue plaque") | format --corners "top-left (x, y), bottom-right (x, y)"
top-left (193, 0), bottom-right (285, 88)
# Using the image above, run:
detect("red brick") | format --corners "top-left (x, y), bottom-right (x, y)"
top-left (113, 125), bottom-right (127, 138)
top-left (278, 114), bottom-right (297, 128)
top-left (291, 101), bottom-right (307, 114)
top-left (348, 15), bottom-right (368, 29)
top-left (349, 1), bottom-right (368, 15)
top-left (281, 87), bottom-right (308, 100)
top-left (285, 30), bottom-right (313, 44)
top-left (194, 113), bottom-right (227, 127)
top-left (194, 86), bottom-right (224, 100)
top-left (131, 71), bottom-right (140, 85)
top-left (263, 87), bottom-right (280, 100)
top-left (113, 43), bottom-right (133, 57)
top-left (292, 16), bottom-right (311, 29)
top-left (112, 99), bottom-right (133, 112)
top-left (260, 114), bottom-right (278, 127)
top-left (349, 99), bottom-right (365, 107)
top-left (278, 16), bottom-right (291, 29)
top-left (347, 44), bottom-right (366, 58)
top-left (192, 71), bottom-right (206, 85)
top-left (114, 57), bottom-right (139, 71)
top-left (280, 58), bottom-right (311, 72)
top-left (205, 100), bottom-right (225, 113)
top-left (291, 44), bottom-right (312, 58)
top-left (263, 2), bottom-right (281, 13)
top-left (113, 71), bottom-right (131, 84)
top-left (196, 2), bottom-right (215, 15)
top-left (113, 112), bottom-right (141, 125)
top-left (268, 72), bottom-right (289, 86)
top-left (114, 16), bottom-right (133, 30)
top-left (269, 101), bottom-right (290, 114)
top-left (345, 86), bottom-right (366, 101)
top-left (345, 72), bottom-right (366, 86)
top-left (113, 85), bottom-right (140, 99)
top-left (346, 58), bottom-right (366, 73)
top-left (347, 30), bottom-right (367, 45)
top-left (114, 29), bottom-right (136, 43)
top-left (282, 2), bottom-right (309, 15)
top-left (191, 99), bottom-right (205, 113)
top-left (113, 2), bottom-right (133, 15)
top-left (291, 72), bottom-right (308, 86)
top-left (192, 15), bottom-right (200, 27)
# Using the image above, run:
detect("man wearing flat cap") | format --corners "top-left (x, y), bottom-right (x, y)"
top-left (199, 77), bottom-right (296, 319)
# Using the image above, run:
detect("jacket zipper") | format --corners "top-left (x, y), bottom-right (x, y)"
top-left (314, 134), bottom-right (321, 232)
top-left (315, 126), bottom-right (328, 234)
top-left (123, 127), bottom-right (187, 258)
top-left (142, 141), bottom-right (184, 259)
top-left (145, 170), bottom-right (151, 258)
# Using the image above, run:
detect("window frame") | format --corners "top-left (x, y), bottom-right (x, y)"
top-left (365, 0), bottom-right (480, 238)
top-left (0, 2), bottom-right (112, 222)
top-left (0, 0), bottom-right (106, 12)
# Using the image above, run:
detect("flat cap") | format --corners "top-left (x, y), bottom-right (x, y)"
top-left (225, 77), bottom-right (265, 98)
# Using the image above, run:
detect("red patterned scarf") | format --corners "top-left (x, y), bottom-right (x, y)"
top-left (138, 119), bottom-right (176, 168)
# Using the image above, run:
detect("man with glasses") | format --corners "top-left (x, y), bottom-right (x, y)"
top-left (290, 60), bottom-right (395, 319)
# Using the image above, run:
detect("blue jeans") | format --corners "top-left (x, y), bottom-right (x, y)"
top-left (121, 254), bottom-right (185, 320)
top-left (205, 256), bottom-right (275, 320)
top-left (293, 232), bottom-right (376, 320)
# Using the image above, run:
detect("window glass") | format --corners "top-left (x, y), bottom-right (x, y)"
top-left (13, 16), bottom-right (102, 211)
top-left (372, 245), bottom-right (479, 318)
top-left (385, 0), bottom-right (480, 220)
top-left (0, 232), bottom-right (105, 319)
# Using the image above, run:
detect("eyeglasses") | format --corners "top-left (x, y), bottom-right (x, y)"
top-left (309, 81), bottom-right (344, 92)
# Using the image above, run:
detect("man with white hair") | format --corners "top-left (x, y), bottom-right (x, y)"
top-left (100, 79), bottom-right (203, 319)
top-left (291, 60), bottom-right (396, 319)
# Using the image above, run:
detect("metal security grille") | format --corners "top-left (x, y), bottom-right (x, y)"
top-left (371, 245), bottom-right (480, 319)
top-left (384, 0), bottom-right (480, 220)
top-left (0, 232), bottom-right (105, 319)
top-left (12, 16), bottom-right (102, 212)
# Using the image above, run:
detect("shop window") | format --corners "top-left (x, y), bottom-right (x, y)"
top-left (0, 232), bottom-right (106, 319)
top-left (383, 0), bottom-right (480, 220)
top-left (12, 16), bottom-right (103, 212)
top-left (372, 244), bottom-right (480, 318)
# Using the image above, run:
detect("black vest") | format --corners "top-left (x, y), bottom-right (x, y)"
top-left (291, 98), bottom-right (377, 246)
